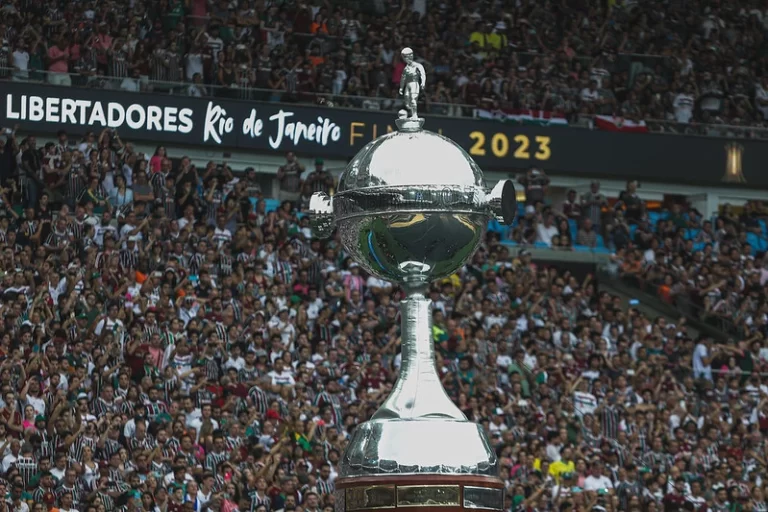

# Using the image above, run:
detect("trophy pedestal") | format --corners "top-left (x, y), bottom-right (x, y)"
top-left (335, 474), bottom-right (504, 512)
top-left (334, 418), bottom-right (504, 512)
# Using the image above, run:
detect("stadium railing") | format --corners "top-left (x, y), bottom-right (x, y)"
top-left (0, 67), bottom-right (475, 118)
top-left (3, 61), bottom-right (768, 140)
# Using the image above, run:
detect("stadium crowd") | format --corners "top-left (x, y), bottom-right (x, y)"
top-left (513, 168), bottom-right (768, 347)
top-left (0, 121), bottom-right (765, 512)
top-left (2, 0), bottom-right (768, 133)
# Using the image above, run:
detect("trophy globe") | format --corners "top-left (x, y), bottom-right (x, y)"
top-left (309, 48), bottom-right (517, 512)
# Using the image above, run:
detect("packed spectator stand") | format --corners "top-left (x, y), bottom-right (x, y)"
top-left (0, 118), bottom-right (766, 512)
top-left (4, 0), bottom-right (768, 137)
top-left (0, 0), bottom-right (768, 512)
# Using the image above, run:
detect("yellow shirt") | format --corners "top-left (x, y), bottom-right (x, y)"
top-left (533, 458), bottom-right (575, 481)
top-left (441, 274), bottom-right (461, 289)
top-left (469, 31), bottom-right (506, 50)
top-left (550, 460), bottom-right (576, 481)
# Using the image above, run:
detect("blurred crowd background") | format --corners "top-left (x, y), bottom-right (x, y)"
top-left (0, 0), bottom-right (767, 512)
top-left (0, 125), bottom-right (764, 511)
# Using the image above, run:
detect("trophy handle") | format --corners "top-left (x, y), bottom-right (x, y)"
top-left (487, 180), bottom-right (517, 225)
top-left (308, 192), bottom-right (334, 239)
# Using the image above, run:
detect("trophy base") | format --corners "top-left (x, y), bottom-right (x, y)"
top-left (335, 419), bottom-right (503, 512)
top-left (340, 419), bottom-right (498, 477)
top-left (334, 474), bottom-right (504, 512)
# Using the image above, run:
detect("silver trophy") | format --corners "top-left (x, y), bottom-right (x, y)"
top-left (310, 48), bottom-right (517, 512)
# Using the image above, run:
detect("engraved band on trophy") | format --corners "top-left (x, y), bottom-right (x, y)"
top-left (309, 48), bottom-right (518, 512)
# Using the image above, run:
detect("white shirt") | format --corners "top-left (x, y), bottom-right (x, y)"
top-left (673, 93), bottom-right (695, 123)
top-left (496, 354), bottom-right (512, 370)
top-left (584, 474), bottom-right (614, 491)
top-left (119, 223), bottom-right (142, 247)
top-left (11, 50), bottom-right (29, 74)
top-left (693, 343), bottom-right (712, 380)
top-left (268, 370), bottom-right (295, 387)
top-left (178, 217), bottom-right (194, 231)
top-left (573, 391), bottom-right (598, 417)
top-left (366, 276), bottom-right (392, 291)
top-left (51, 466), bottom-right (66, 481)
top-left (9, 502), bottom-right (29, 512)
top-left (94, 317), bottom-right (124, 336)
top-left (488, 419), bottom-right (508, 433)
top-left (212, 227), bottom-right (232, 247)
top-left (1, 453), bottom-right (17, 472)
top-left (536, 224), bottom-right (559, 246)
top-left (581, 88), bottom-right (599, 102)
top-left (224, 356), bottom-right (245, 371)
top-left (25, 395), bottom-right (45, 416)
top-left (188, 84), bottom-right (206, 97)
top-left (120, 78), bottom-right (141, 92)
top-left (189, 417), bottom-right (219, 443)
top-left (185, 53), bottom-right (203, 80)
top-left (94, 224), bottom-right (117, 247)
top-left (163, 472), bottom-right (195, 486)
top-left (333, 69), bottom-right (347, 89)
top-left (546, 443), bottom-right (562, 462)
top-left (306, 298), bottom-right (323, 321)
top-left (205, 36), bottom-right (224, 62)
top-left (183, 408), bottom-right (202, 428)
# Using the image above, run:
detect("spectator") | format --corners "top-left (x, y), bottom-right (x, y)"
top-left (276, 152), bottom-right (305, 204)
top-left (576, 219), bottom-right (598, 248)
top-left (562, 190), bottom-right (581, 221)
top-left (693, 336), bottom-right (714, 382)
top-left (518, 168), bottom-right (550, 214)
top-left (11, 40), bottom-right (29, 82)
top-left (45, 37), bottom-right (70, 86)
top-left (535, 213), bottom-right (558, 247)
top-left (580, 181), bottom-right (607, 231)
top-left (616, 180), bottom-right (644, 223)
top-left (304, 158), bottom-right (334, 195)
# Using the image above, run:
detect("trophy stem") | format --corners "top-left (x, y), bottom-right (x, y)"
top-left (371, 287), bottom-right (466, 421)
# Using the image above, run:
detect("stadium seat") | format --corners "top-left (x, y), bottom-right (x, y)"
top-left (488, 219), bottom-right (506, 235)
top-left (685, 229), bottom-right (700, 241)
top-left (596, 234), bottom-right (605, 248)
top-left (568, 219), bottom-right (578, 241)
top-left (748, 233), bottom-right (768, 253)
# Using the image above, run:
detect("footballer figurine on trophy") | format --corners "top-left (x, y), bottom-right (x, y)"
top-left (399, 47), bottom-right (426, 120)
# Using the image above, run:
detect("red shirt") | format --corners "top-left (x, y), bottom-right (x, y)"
top-left (361, 368), bottom-right (388, 390)
top-left (0, 408), bottom-right (22, 438)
